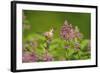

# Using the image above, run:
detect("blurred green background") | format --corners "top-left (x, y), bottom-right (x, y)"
top-left (23, 10), bottom-right (91, 40)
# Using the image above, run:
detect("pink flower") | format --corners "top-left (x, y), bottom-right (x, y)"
top-left (22, 52), bottom-right (37, 63)
top-left (60, 20), bottom-right (83, 40)
top-left (43, 52), bottom-right (53, 61)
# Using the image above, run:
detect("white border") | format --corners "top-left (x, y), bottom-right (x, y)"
top-left (16, 3), bottom-right (96, 70)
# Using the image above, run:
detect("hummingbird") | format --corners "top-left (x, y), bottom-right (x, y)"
top-left (43, 28), bottom-right (54, 49)
top-left (43, 28), bottom-right (54, 41)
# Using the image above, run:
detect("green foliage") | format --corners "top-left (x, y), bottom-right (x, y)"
top-left (23, 33), bottom-right (90, 61)
top-left (80, 40), bottom-right (89, 51)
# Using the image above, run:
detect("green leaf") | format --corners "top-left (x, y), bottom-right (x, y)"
top-left (80, 39), bottom-right (89, 50)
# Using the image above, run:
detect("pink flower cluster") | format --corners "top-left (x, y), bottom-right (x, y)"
top-left (43, 51), bottom-right (53, 61)
top-left (60, 20), bottom-right (83, 40)
top-left (22, 51), bottom-right (53, 62)
top-left (22, 52), bottom-right (37, 62)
